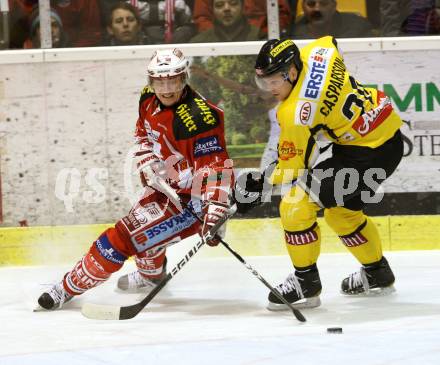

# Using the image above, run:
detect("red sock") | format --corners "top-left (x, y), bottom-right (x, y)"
top-left (63, 232), bottom-right (127, 295)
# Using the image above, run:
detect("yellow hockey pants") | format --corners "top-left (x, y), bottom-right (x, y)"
top-left (280, 186), bottom-right (383, 268)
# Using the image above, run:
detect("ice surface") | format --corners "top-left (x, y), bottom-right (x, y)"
top-left (1, 243), bottom-right (440, 365)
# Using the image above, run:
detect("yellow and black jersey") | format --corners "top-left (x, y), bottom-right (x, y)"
top-left (272, 36), bottom-right (402, 184)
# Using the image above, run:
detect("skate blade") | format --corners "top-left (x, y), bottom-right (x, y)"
top-left (267, 296), bottom-right (321, 311)
top-left (115, 286), bottom-right (155, 294)
top-left (365, 285), bottom-right (396, 296)
top-left (33, 305), bottom-right (54, 312)
top-left (341, 285), bottom-right (396, 297)
top-left (33, 305), bottom-right (45, 312)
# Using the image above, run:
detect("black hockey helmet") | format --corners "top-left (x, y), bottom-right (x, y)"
top-left (255, 39), bottom-right (302, 77)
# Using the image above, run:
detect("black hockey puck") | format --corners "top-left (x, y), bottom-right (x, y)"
top-left (327, 327), bottom-right (343, 334)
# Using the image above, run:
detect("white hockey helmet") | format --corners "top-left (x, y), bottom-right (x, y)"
top-left (147, 49), bottom-right (189, 78)
top-left (147, 49), bottom-right (189, 93)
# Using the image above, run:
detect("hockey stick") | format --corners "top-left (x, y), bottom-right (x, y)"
top-left (185, 205), bottom-right (306, 323)
top-left (151, 172), bottom-right (306, 324)
top-left (81, 210), bottom-right (231, 320)
top-left (218, 239), bottom-right (306, 322)
top-left (82, 170), bottom-right (237, 320)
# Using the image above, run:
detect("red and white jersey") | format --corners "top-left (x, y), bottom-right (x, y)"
top-left (134, 85), bottom-right (233, 204)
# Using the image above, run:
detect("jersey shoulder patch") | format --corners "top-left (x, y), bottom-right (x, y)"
top-left (173, 90), bottom-right (222, 140)
top-left (139, 86), bottom-right (155, 106)
top-left (141, 85), bottom-right (154, 96)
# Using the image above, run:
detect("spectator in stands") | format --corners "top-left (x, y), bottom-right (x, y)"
top-left (104, 2), bottom-right (150, 45)
top-left (23, 7), bottom-right (70, 48)
top-left (8, 0), bottom-right (37, 49)
top-left (288, 0), bottom-right (298, 27)
top-left (193, 0), bottom-right (292, 37)
top-left (380, 0), bottom-right (410, 36)
top-left (52, 0), bottom-right (103, 47)
top-left (8, 0), bottom-right (102, 48)
top-left (381, 0), bottom-right (440, 36)
top-left (402, 0), bottom-right (440, 35)
top-left (101, 0), bottom-right (196, 44)
top-left (291, 0), bottom-right (373, 39)
top-left (190, 0), bottom-right (264, 42)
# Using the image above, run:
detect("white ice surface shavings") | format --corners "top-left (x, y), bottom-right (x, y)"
top-left (1, 250), bottom-right (440, 365)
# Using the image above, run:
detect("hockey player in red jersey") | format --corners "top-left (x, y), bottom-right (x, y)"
top-left (37, 48), bottom-right (234, 310)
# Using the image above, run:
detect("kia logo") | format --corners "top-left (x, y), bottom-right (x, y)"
top-left (300, 102), bottom-right (311, 124)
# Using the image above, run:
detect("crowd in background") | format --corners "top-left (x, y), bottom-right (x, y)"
top-left (1, 0), bottom-right (439, 49)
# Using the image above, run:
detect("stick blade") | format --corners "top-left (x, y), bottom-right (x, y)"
top-left (293, 309), bottom-right (307, 322)
top-left (119, 303), bottom-right (144, 320)
top-left (81, 303), bottom-right (121, 320)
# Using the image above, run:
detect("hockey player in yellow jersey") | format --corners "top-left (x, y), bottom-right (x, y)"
top-left (252, 37), bottom-right (403, 310)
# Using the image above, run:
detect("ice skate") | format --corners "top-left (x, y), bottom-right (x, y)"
top-left (36, 281), bottom-right (73, 311)
top-left (117, 259), bottom-right (167, 293)
top-left (267, 268), bottom-right (322, 311)
top-left (341, 256), bottom-right (396, 296)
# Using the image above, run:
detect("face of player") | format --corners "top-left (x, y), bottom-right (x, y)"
top-left (213, 0), bottom-right (243, 27)
top-left (151, 75), bottom-right (186, 106)
top-left (255, 66), bottom-right (298, 101)
top-left (108, 8), bottom-right (140, 44)
top-left (302, 0), bottom-right (336, 26)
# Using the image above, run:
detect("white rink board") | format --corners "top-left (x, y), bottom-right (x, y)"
top-left (1, 249), bottom-right (440, 365)
top-left (0, 40), bottom-right (439, 226)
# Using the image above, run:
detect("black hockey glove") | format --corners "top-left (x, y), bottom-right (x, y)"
top-left (233, 172), bottom-right (267, 214)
